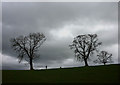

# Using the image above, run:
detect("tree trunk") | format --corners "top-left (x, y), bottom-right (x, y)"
top-left (103, 62), bottom-right (106, 65)
top-left (84, 59), bottom-right (89, 66)
top-left (30, 58), bottom-right (34, 70)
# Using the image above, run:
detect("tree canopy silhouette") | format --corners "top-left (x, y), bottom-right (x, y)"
top-left (69, 34), bottom-right (102, 66)
top-left (10, 33), bottom-right (46, 70)
top-left (94, 51), bottom-right (113, 65)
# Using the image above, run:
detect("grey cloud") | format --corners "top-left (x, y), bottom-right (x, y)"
top-left (2, 2), bottom-right (118, 69)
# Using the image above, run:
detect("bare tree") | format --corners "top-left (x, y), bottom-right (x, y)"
top-left (94, 51), bottom-right (113, 65)
top-left (69, 34), bottom-right (102, 66)
top-left (10, 33), bottom-right (46, 70)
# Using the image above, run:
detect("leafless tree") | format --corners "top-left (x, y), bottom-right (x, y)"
top-left (94, 51), bottom-right (113, 65)
top-left (69, 34), bottom-right (102, 66)
top-left (10, 33), bottom-right (46, 70)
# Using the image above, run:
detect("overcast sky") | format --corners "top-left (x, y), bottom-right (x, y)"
top-left (2, 2), bottom-right (118, 70)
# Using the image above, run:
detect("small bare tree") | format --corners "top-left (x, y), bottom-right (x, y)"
top-left (69, 34), bottom-right (102, 66)
top-left (10, 33), bottom-right (46, 70)
top-left (94, 51), bottom-right (113, 65)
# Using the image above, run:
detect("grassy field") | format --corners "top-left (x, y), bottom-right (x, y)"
top-left (2, 64), bottom-right (120, 85)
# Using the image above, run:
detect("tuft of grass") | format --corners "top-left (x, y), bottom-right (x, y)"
top-left (2, 64), bottom-right (120, 84)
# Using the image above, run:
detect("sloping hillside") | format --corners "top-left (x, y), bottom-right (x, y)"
top-left (2, 64), bottom-right (120, 85)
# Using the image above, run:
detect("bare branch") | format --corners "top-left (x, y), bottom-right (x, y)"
top-left (10, 32), bottom-right (46, 70)
top-left (94, 51), bottom-right (113, 65)
top-left (69, 34), bottom-right (102, 66)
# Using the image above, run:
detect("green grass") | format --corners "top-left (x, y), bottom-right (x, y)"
top-left (2, 64), bottom-right (120, 84)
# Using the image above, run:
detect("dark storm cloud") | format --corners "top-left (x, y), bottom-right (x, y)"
top-left (2, 2), bottom-right (118, 69)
